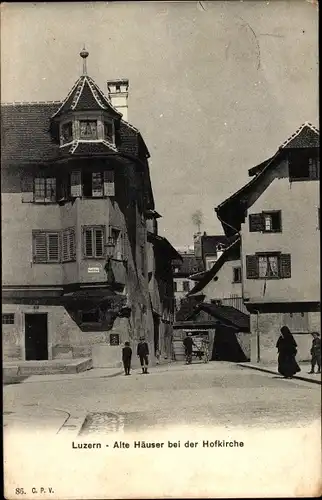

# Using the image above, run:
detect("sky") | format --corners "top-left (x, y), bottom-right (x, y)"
top-left (1, 1), bottom-right (319, 249)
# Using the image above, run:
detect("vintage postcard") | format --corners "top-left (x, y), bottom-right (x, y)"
top-left (2, 1), bottom-right (320, 498)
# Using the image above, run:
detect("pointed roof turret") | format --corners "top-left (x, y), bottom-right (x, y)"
top-left (51, 48), bottom-right (122, 119)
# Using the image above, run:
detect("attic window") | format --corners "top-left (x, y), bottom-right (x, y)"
top-left (104, 121), bottom-right (114, 143)
top-left (61, 122), bottom-right (73, 144)
top-left (80, 120), bottom-right (98, 139)
top-left (289, 152), bottom-right (320, 181)
top-left (115, 84), bottom-right (121, 92)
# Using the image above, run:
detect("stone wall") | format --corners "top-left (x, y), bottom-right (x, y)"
top-left (250, 311), bottom-right (320, 364)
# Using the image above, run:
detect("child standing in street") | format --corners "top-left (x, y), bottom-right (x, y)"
top-left (309, 332), bottom-right (321, 374)
top-left (122, 341), bottom-right (132, 376)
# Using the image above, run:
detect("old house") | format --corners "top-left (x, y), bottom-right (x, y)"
top-left (147, 211), bottom-right (182, 360)
top-left (216, 123), bottom-right (320, 363)
top-left (188, 236), bottom-right (247, 313)
top-left (1, 49), bottom-right (175, 368)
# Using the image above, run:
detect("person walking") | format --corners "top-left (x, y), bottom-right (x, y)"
top-left (276, 326), bottom-right (301, 378)
top-left (183, 333), bottom-right (196, 364)
top-left (137, 336), bottom-right (149, 374)
top-left (309, 332), bottom-right (321, 374)
top-left (122, 341), bottom-right (132, 376)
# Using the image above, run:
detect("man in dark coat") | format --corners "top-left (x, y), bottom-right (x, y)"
top-left (137, 336), bottom-right (149, 374)
top-left (309, 332), bottom-right (321, 374)
top-left (183, 333), bottom-right (196, 364)
top-left (122, 341), bottom-right (132, 376)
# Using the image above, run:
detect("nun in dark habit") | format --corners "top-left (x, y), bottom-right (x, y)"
top-left (276, 326), bottom-right (301, 378)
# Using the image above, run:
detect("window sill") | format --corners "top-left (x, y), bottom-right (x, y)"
top-left (83, 256), bottom-right (106, 260)
top-left (62, 259), bottom-right (77, 264)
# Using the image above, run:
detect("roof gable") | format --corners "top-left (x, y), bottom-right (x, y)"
top-left (280, 122), bottom-right (319, 150)
top-left (52, 76), bottom-right (121, 119)
top-left (216, 122), bottom-right (319, 236)
top-left (188, 237), bottom-right (240, 296)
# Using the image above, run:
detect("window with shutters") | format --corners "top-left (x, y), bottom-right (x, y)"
top-left (249, 211), bottom-right (282, 233)
top-left (262, 211), bottom-right (282, 233)
top-left (62, 228), bottom-right (76, 262)
top-left (289, 152), bottom-right (320, 181)
top-left (83, 226), bottom-right (105, 258)
top-left (34, 177), bottom-right (56, 203)
top-left (246, 253), bottom-right (291, 279)
top-left (83, 171), bottom-right (104, 197)
top-left (32, 231), bottom-right (60, 263)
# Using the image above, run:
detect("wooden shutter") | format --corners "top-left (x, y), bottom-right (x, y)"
top-left (47, 233), bottom-right (60, 262)
top-left (246, 255), bottom-right (259, 279)
top-left (279, 254), bottom-right (291, 278)
top-left (21, 173), bottom-right (34, 203)
top-left (70, 170), bottom-right (82, 197)
top-left (62, 230), bottom-right (69, 261)
top-left (33, 232), bottom-right (47, 263)
top-left (69, 228), bottom-right (76, 260)
top-left (104, 170), bottom-right (115, 197)
top-left (249, 213), bottom-right (264, 232)
top-left (84, 229), bottom-right (93, 257)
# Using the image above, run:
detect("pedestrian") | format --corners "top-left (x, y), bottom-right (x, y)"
top-left (183, 332), bottom-right (196, 364)
top-left (309, 332), bottom-right (321, 374)
top-left (122, 341), bottom-right (132, 376)
top-left (276, 326), bottom-right (301, 378)
top-left (137, 336), bottom-right (149, 374)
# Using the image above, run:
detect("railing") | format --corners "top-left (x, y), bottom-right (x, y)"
top-left (221, 296), bottom-right (249, 315)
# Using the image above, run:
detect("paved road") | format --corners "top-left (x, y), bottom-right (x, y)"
top-left (4, 361), bottom-right (320, 434)
top-left (4, 362), bottom-right (321, 500)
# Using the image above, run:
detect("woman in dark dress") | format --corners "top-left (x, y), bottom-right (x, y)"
top-left (276, 326), bottom-right (301, 378)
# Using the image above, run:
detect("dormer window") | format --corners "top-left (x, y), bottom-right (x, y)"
top-left (80, 120), bottom-right (98, 139)
top-left (61, 122), bottom-right (73, 145)
top-left (104, 121), bottom-right (114, 143)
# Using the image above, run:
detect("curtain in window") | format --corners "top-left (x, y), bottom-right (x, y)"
top-left (258, 256), bottom-right (268, 277)
top-left (268, 256), bottom-right (278, 277)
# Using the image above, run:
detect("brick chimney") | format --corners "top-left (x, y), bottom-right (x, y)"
top-left (107, 79), bottom-right (129, 121)
top-left (193, 232), bottom-right (202, 258)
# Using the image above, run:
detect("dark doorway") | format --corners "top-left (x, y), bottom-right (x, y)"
top-left (212, 325), bottom-right (248, 362)
top-left (25, 313), bottom-right (48, 360)
top-left (153, 313), bottom-right (160, 355)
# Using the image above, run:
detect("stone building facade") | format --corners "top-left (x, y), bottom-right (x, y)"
top-left (1, 49), bottom-right (177, 365)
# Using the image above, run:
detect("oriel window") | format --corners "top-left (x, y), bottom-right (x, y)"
top-left (104, 121), bottom-right (114, 142)
top-left (80, 120), bottom-right (98, 139)
top-left (61, 122), bottom-right (73, 144)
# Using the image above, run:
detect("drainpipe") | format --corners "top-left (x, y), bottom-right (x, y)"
top-left (253, 309), bottom-right (260, 363)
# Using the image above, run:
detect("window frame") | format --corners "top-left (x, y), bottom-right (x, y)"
top-left (34, 177), bottom-right (57, 203)
top-left (288, 153), bottom-right (320, 181)
top-left (32, 230), bottom-right (61, 264)
top-left (182, 281), bottom-right (190, 292)
top-left (104, 120), bottom-right (115, 144)
top-left (262, 210), bottom-right (282, 233)
top-left (232, 266), bottom-right (242, 283)
top-left (82, 225), bottom-right (105, 259)
top-left (79, 120), bottom-right (98, 140)
top-left (110, 227), bottom-right (124, 261)
top-left (60, 121), bottom-right (73, 145)
top-left (246, 251), bottom-right (291, 280)
top-left (2, 313), bottom-right (15, 325)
